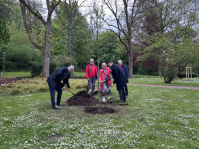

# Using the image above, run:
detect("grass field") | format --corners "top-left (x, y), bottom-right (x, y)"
top-left (0, 83), bottom-right (199, 148)
top-left (129, 75), bottom-right (199, 87)
top-left (1, 71), bottom-right (31, 78)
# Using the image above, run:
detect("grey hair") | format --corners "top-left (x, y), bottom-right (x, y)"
top-left (118, 60), bottom-right (122, 63)
top-left (101, 63), bottom-right (107, 66)
top-left (90, 59), bottom-right (94, 61)
top-left (68, 65), bottom-right (74, 70)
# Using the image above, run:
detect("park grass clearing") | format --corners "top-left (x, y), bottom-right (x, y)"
top-left (1, 71), bottom-right (31, 78)
top-left (129, 76), bottom-right (199, 87)
top-left (0, 85), bottom-right (199, 148)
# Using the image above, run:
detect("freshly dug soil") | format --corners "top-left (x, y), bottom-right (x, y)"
top-left (84, 107), bottom-right (116, 114)
top-left (66, 90), bottom-right (99, 106)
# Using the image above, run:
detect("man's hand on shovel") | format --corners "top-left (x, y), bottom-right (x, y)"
top-left (64, 84), bottom-right (77, 100)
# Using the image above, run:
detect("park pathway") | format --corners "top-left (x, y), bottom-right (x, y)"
top-left (128, 83), bottom-right (199, 90)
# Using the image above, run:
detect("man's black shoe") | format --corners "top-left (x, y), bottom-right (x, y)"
top-left (57, 104), bottom-right (65, 106)
top-left (53, 107), bottom-right (60, 110)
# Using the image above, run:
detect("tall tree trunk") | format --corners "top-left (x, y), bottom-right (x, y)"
top-left (128, 38), bottom-right (133, 78)
top-left (158, 58), bottom-right (162, 76)
top-left (68, 22), bottom-right (72, 57)
top-left (42, 22), bottom-right (51, 77)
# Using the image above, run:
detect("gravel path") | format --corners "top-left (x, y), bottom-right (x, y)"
top-left (128, 83), bottom-right (199, 90)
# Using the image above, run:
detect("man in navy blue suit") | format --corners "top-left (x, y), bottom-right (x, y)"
top-left (107, 61), bottom-right (127, 102)
top-left (46, 66), bottom-right (74, 110)
top-left (118, 60), bottom-right (129, 97)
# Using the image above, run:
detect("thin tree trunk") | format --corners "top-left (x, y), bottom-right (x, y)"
top-left (128, 38), bottom-right (133, 78)
top-left (68, 23), bottom-right (72, 57)
top-left (158, 58), bottom-right (162, 76)
top-left (67, 0), bottom-right (72, 58)
top-left (42, 22), bottom-right (51, 77)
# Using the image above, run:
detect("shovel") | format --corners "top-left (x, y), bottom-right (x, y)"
top-left (100, 83), bottom-right (114, 96)
top-left (84, 78), bottom-right (112, 89)
top-left (64, 84), bottom-right (77, 100)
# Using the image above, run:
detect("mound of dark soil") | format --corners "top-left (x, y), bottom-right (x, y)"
top-left (84, 107), bottom-right (116, 114)
top-left (66, 90), bottom-right (99, 106)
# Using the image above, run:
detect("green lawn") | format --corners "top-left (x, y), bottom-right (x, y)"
top-left (129, 75), bottom-right (199, 87)
top-left (0, 85), bottom-right (198, 148)
top-left (1, 71), bottom-right (31, 78)
top-left (2, 71), bottom-right (199, 88)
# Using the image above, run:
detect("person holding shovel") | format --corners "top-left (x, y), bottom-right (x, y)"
top-left (107, 61), bottom-right (127, 102)
top-left (99, 63), bottom-right (112, 102)
top-left (46, 66), bottom-right (74, 110)
top-left (85, 59), bottom-right (98, 95)
top-left (118, 60), bottom-right (129, 97)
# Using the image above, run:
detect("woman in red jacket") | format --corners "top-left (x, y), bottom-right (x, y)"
top-left (99, 63), bottom-right (112, 101)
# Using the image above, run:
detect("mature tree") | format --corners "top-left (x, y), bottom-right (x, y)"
top-left (89, 2), bottom-right (105, 111)
top-left (56, 0), bottom-right (86, 58)
top-left (102, 0), bottom-right (147, 78)
top-left (19, 0), bottom-right (60, 77)
top-left (139, 0), bottom-right (199, 75)
top-left (0, 0), bottom-right (13, 44)
top-left (137, 26), bottom-right (198, 83)
top-left (98, 31), bottom-right (127, 65)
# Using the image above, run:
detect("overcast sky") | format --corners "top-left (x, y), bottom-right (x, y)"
top-left (36, 0), bottom-right (113, 21)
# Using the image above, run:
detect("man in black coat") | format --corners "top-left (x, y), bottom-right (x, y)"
top-left (107, 61), bottom-right (127, 102)
top-left (46, 66), bottom-right (74, 110)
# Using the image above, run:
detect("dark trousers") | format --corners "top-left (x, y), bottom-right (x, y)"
top-left (86, 77), bottom-right (96, 94)
top-left (124, 85), bottom-right (128, 96)
top-left (48, 82), bottom-right (62, 108)
top-left (119, 87), bottom-right (126, 101)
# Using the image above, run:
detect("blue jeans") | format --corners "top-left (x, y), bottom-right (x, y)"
top-left (48, 82), bottom-right (62, 108)
top-left (102, 81), bottom-right (111, 98)
top-left (119, 87), bottom-right (126, 101)
top-left (86, 77), bottom-right (96, 94)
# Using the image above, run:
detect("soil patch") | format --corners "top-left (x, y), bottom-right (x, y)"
top-left (51, 135), bottom-right (62, 140)
top-left (84, 107), bottom-right (116, 114)
top-left (66, 90), bottom-right (99, 106)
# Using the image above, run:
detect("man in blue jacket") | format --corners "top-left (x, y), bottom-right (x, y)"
top-left (118, 60), bottom-right (129, 97)
top-left (107, 61), bottom-right (127, 102)
top-left (46, 66), bottom-right (74, 110)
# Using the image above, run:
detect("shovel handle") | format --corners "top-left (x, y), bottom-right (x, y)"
top-left (106, 83), bottom-right (114, 92)
top-left (64, 84), bottom-right (75, 96)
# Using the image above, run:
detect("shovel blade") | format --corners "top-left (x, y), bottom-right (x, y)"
top-left (84, 85), bottom-right (91, 89)
top-left (100, 92), bottom-right (108, 96)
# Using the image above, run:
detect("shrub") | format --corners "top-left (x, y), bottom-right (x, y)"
top-left (10, 89), bottom-right (21, 95)
top-left (162, 65), bottom-right (178, 83)
top-left (51, 55), bottom-right (77, 69)
top-left (177, 72), bottom-right (198, 78)
top-left (31, 62), bottom-right (42, 77)
top-left (50, 62), bottom-right (57, 75)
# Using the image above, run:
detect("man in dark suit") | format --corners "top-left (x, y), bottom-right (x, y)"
top-left (46, 66), bottom-right (74, 110)
top-left (107, 61), bottom-right (127, 102)
top-left (118, 60), bottom-right (129, 97)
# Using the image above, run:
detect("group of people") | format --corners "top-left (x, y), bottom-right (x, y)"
top-left (47, 59), bottom-right (129, 110)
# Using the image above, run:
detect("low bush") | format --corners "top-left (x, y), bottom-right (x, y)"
top-left (177, 72), bottom-right (198, 78)
top-left (50, 62), bottom-right (57, 75)
top-left (31, 62), bottom-right (42, 77)
top-left (0, 78), bottom-right (87, 96)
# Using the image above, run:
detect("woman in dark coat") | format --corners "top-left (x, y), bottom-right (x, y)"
top-left (46, 66), bottom-right (74, 110)
top-left (107, 61), bottom-right (127, 102)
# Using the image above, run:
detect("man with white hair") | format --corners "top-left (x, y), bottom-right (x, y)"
top-left (118, 60), bottom-right (129, 97)
top-left (46, 66), bottom-right (74, 110)
top-left (85, 59), bottom-right (98, 95)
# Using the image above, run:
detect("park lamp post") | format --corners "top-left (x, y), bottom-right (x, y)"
top-left (3, 52), bottom-right (5, 72)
